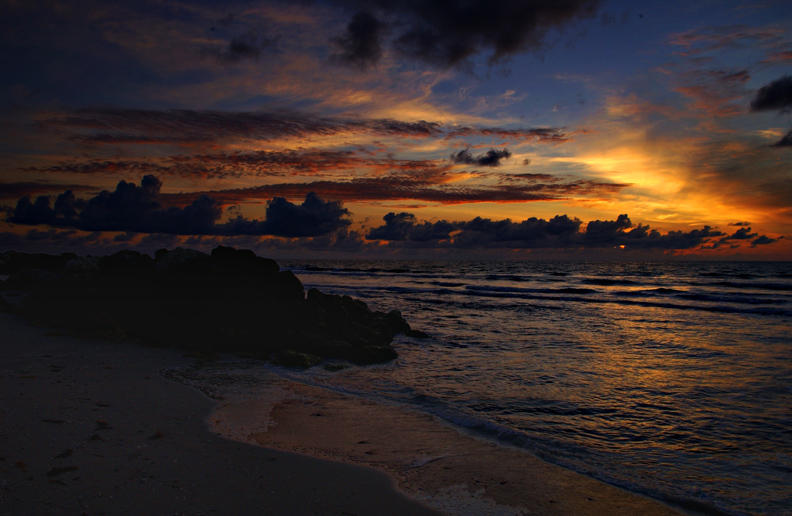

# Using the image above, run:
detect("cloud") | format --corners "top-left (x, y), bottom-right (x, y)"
top-left (20, 150), bottom-right (452, 180)
top-left (673, 69), bottom-right (750, 117)
top-left (209, 28), bottom-right (278, 64)
top-left (450, 148), bottom-right (512, 166)
top-left (445, 126), bottom-right (568, 143)
top-left (583, 213), bottom-right (632, 245)
top-left (332, 11), bottom-right (383, 68)
top-left (762, 50), bottom-right (792, 64)
top-left (69, 134), bottom-right (212, 146)
top-left (332, 0), bottom-right (600, 68)
top-left (22, 160), bottom-right (173, 176)
top-left (366, 212), bottom-right (455, 241)
top-left (41, 109), bottom-right (572, 147)
top-left (751, 235), bottom-right (778, 246)
top-left (750, 75), bottom-right (792, 112)
top-left (7, 176), bottom-right (350, 237)
top-left (454, 214), bottom-right (582, 247)
top-left (161, 170), bottom-right (629, 206)
top-left (41, 108), bottom-right (443, 145)
top-left (721, 226), bottom-right (757, 240)
top-left (225, 38), bottom-right (263, 61)
top-left (496, 172), bottom-right (559, 183)
top-left (202, 28), bottom-right (278, 64)
top-left (0, 182), bottom-right (95, 200)
top-left (771, 129), bottom-right (792, 147)
top-left (364, 212), bottom-right (729, 250)
top-left (680, 138), bottom-right (792, 215)
top-left (223, 193), bottom-right (350, 237)
top-left (712, 226), bottom-right (779, 248)
top-left (668, 25), bottom-right (785, 55)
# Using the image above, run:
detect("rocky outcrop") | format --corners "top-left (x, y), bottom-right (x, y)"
top-left (0, 247), bottom-right (419, 367)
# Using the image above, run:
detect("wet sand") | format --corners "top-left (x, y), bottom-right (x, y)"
top-left (0, 313), bottom-right (436, 515)
top-left (0, 311), bottom-right (681, 515)
top-left (212, 379), bottom-right (683, 516)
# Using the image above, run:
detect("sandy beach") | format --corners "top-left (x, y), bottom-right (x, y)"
top-left (0, 312), bottom-right (682, 515)
top-left (0, 313), bottom-right (436, 515)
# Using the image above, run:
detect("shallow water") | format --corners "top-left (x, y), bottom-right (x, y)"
top-left (276, 260), bottom-right (792, 515)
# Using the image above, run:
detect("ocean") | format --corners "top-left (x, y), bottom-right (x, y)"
top-left (171, 260), bottom-right (792, 514)
top-left (267, 260), bottom-right (791, 515)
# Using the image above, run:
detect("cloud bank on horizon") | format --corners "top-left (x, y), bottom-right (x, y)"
top-left (3, 176), bottom-right (780, 256)
top-left (0, 0), bottom-right (790, 257)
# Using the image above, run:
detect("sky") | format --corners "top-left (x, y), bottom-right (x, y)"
top-left (1, 0), bottom-right (791, 259)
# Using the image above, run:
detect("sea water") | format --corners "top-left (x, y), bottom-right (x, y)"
top-left (275, 260), bottom-right (792, 515)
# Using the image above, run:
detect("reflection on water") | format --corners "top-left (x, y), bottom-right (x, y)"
top-left (282, 261), bottom-right (791, 515)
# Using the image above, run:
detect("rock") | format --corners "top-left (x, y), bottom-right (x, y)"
top-left (210, 246), bottom-right (279, 275)
top-left (5, 246), bottom-right (413, 366)
top-left (98, 250), bottom-right (154, 273)
top-left (0, 251), bottom-right (74, 274)
top-left (269, 270), bottom-right (305, 303)
top-left (65, 256), bottom-right (100, 274)
top-left (154, 247), bottom-right (210, 273)
top-left (5, 268), bottom-right (60, 287)
top-left (270, 349), bottom-right (322, 369)
top-left (384, 309), bottom-right (411, 335)
top-left (345, 345), bottom-right (398, 365)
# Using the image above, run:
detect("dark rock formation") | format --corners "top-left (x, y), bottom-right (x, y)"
top-left (0, 247), bottom-right (420, 367)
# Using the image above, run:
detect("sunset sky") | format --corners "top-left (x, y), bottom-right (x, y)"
top-left (1, 0), bottom-right (791, 258)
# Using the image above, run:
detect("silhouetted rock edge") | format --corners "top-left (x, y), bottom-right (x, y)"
top-left (0, 246), bottom-right (423, 367)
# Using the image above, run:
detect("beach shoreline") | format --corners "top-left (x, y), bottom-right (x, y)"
top-left (204, 368), bottom-right (685, 516)
top-left (0, 312), bottom-right (688, 515)
top-left (0, 313), bottom-right (437, 515)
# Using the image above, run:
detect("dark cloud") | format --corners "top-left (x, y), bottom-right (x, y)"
top-left (0, 227), bottom-right (183, 255)
top-left (451, 148), bottom-right (512, 166)
top-left (22, 160), bottom-right (173, 176)
top-left (41, 109), bottom-right (443, 145)
top-left (204, 19), bottom-right (279, 63)
top-left (21, 151), bottom-right (449, 179)
top-left (446, 126), bottom-right (568, 143)
top-left (712, 226), bottom-right (780, 248)
top-left (366, 212), bottom-right (455, 241)
top-left (0, 182), bottom-right (95, 200)
top-left (583, 213), bottom-right (632, 245)
top-left (333, 11), bottom-right (383, 68)
top-left (455, 215), bottom-right (582, 247)
top-left (751, 235), bottom-right (779, 246)
top-left (682, 139), bottom-right (792, 213)
top-left (771, 129), bottom-right (792, 147)
top-left (7, 176), bottom-right (349, 237)
top-left (213, 28), bottom-right (278, 64)
top-left (721, 226), bottom-right (758, 240)
top-left (38, 110), bottom-right (570, 162)
top-left (222, 193), bottom-right (350, 237)
top-left (333, 0), bottom-right (600, 68)
top-left (225, 38), bottom-right (262, 61)
top-left (496, 172), bottom-right (560, 183)
top-left (750, 75), bottom-right (792, 112)
top-left (69, 134), bottom-right (211, 146)
top-left (628, 226), bottom-right (724, 250)
top-left (365, 211), bottom-right (727, 250)
top-left (161, 170), bottom-right (628, 205)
